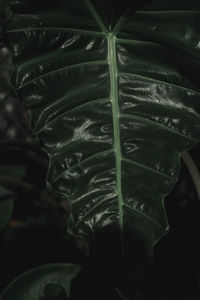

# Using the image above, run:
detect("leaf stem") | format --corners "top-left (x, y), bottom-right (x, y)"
top-left (0, 139), bottom-right (46, 158)
top-left (182, 151), bottom-right (200, 203)
top-left (114, 287), bottom-right (131, 300)
top-left (0, 175), bottom-right (39, 194)
top-left (24, 152), bottom-right (48, 167)
top-left (0, 139), bottom-right (48, 167)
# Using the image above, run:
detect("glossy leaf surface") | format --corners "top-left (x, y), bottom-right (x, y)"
top-left (0, 263), bottom-right (81, 299)
top-left (3, 0), bottom-right (200, 260)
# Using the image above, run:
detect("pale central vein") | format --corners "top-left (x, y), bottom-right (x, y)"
top-left (84, 0), bottom-right (124, 236)
top-left (107, 33), bottom-right (123, 231)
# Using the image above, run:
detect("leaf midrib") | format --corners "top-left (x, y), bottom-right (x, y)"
top-left (84, 0), bottom-right (124, 235)
top-left (107, 33), bottom-right (123, 231)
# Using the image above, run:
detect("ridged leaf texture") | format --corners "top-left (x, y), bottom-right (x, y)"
top-left (3, 0), bottom-right (200, 260)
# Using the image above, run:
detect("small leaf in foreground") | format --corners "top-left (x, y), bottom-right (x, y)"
top-left (0, 263), bottom-right (81, 300)
top-left (39, 283), bottom-right (69, 300)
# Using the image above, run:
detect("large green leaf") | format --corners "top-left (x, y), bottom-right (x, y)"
top-left (0, 263), bottom-right (81, 299)
top-left (3, 0), bottom-right (200, 273)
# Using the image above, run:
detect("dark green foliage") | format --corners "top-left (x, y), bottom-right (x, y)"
top-left (0, 264), bottom-right (80, 300)
top-left (0, 0), bottom-right (200, 299)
